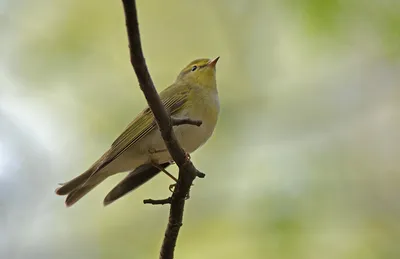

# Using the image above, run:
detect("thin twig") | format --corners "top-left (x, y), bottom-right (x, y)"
top-left (120, 1), bottom-right (203, 259)
top-left (144, 197), bottom-right (172, 205)
top-left (171, 117), bottom-right (202, 127)
top-left (196, 171), bottom-right (206, 178)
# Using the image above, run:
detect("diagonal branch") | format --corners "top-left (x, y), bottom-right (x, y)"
top-left (121, 1), bottom-right (203, 258)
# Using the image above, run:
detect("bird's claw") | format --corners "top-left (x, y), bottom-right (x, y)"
top-left (169, 183), bottom-right (176, 192)
top-left (168, 183), bottom-right (193, 200)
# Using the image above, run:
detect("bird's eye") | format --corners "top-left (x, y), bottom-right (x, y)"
top-left (191, 65), bottom-right (197, 71)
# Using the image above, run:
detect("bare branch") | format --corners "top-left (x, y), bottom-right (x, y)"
top-left (196, 171), bottom-right (206, 178)
top-left (120, 1), bottom-right (204, 258)
top-left (171, 117), bottom-right (202, 127)
top-left (144, 197), bottom-right (172, 205)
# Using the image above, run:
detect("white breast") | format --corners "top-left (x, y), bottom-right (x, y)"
top-left (143, 91), bottom-right (219, 164)
top-left (176, 92), bottom-right (219, 152)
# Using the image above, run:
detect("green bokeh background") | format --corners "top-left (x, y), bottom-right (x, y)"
top-left (1, 0), bottom-right (400, 258)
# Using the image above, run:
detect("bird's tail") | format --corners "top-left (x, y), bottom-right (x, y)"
top-left (55, 166), bottom-right (107, 207)
top-left (103, 162), bottom-right (171, 206)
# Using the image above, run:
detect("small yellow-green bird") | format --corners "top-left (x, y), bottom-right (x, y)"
top-left (56, 57), bottom-right (220, 207)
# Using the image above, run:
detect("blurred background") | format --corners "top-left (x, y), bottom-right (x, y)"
top-left (1, 0), bottom-right (400, 258)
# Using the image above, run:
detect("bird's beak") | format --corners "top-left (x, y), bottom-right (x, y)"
top-left (208, 56), bottom-right (220, 68)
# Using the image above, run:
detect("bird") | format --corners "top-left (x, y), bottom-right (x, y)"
top-left (55, 57), bottom-right (220, 207)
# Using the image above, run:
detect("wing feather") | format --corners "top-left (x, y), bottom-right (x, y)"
top-left (95, 83), bottom-right (190, 173)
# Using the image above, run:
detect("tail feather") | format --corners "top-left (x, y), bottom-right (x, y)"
top-left (55, 160), bottom-right (107, 206)
top-left (55, 168), bottom-right (96, 196)
top-left (103, 162), bottom-right (171, 206)
top-left (64, 177), bottom-right (105, 207)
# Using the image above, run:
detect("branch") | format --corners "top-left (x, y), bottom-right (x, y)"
top-left (121, 1), bottom-right (203, 258)
top-left (171, 117), bottom-right (202, 127)
top-left (144, 197), bottom-right (172, 205)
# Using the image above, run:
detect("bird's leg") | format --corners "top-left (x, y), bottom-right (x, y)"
top-left (168, 151), bottom-right (193, 198)
top-left (151, 162), bottom-right (178, 182)
top-left (148, 148), bottom-right (177, 183)
top-left (151, 162), bottom-right (179, 193)
top-left (150, 150), bottom-right (193, 195)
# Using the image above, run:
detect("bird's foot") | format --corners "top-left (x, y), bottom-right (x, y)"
top-left (168, 183), bottom-right (192, 200)
top-left (169, 183), bottom-right (176, 193)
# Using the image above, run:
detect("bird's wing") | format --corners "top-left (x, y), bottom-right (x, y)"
top-left (95, 84), bottom-right (191, 173)
top-left (103, 162), bottom-right (172, 206)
